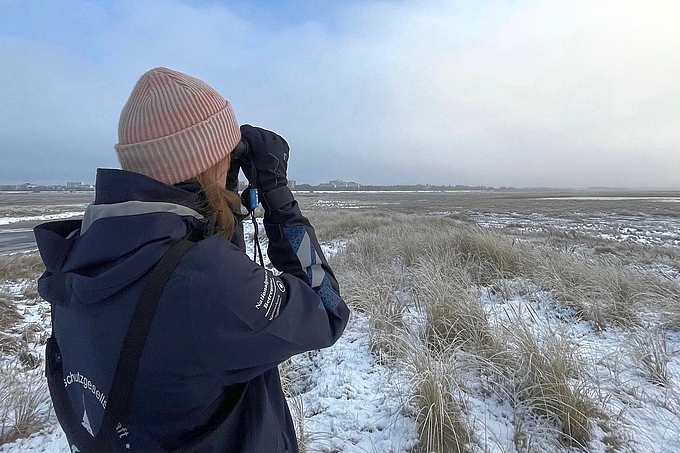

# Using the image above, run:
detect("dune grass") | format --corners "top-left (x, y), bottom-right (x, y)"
top-left (0, 363), bottom-right (51, 445)
top-left (0, 207), bottom-right (678, 450)
top-left (310, 210), bottom-right (680, 452)
top-left (0, 251), bottom-right (51, 446)
top-left (0, 251), bottom-right (45, 282)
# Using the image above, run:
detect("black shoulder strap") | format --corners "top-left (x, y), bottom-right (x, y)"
top-left (93, 238), bottom-right (196, 450)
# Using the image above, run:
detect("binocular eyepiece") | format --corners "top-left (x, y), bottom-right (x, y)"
top-left (231, 139), bottom-right (251, 164)
top-left (228, 139), bottom-right (259, 216)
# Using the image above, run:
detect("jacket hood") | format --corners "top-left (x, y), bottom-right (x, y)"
top-left (35, 169), bottom-right (207, 306)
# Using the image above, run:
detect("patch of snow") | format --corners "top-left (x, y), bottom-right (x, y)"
top-left (0, 228), bottom-right (34, 234)
top-left (477, 279), bottom-right (680, 453)
top-left (0, 212), bottom-right (84, 226)
top-left (292, 313), bottom-right (419, 453)
top-left (535, 197), bottom-right (680, 202)
top-left (468, 211), bottom-right (680, 248)
top-left (0, 427), bottom-right (68, 453)
top-left (0, 303), bottom-right (419, 453)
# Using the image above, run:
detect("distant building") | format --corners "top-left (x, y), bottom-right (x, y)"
top-left (318, 180), bottom-right (360, 190)
top-left (0, 182), bottom-right (93, 191)
top-left (16, 183), bottom-right (40, 190)
top-left (65, 182), bottom-right (94, 190)
top-left (287, 180), bottom-right (296, 190)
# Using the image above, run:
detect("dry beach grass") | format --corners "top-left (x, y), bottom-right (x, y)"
top-left (0, 250), bottom-right (50, 444)
top-left (306, 207), bottom-right (680, 452)
top-left (1, 190), bottom-right (679, 451)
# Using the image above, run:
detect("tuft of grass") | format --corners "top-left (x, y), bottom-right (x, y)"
top-left (367, 295), bottom-right (406, 363)
top-left (505, 317), bottom-right (597, 448)
top-left (279, 354), bottom-right (315, 453)
top-left (664, 295), bottom-right (680, 331)
top-left (630, 330), bottom-right (673, 387)
top-left (0, 251), bottom-right (45, 282)
top-left (402, 340), bottom-right (471, 453)
top-left (412, 258), bottom-right (496, 354)
top-left (21, 283), bottom-right (40, 301)
top-left (0, 332), bottom-right (23, 358)
top-left (287, 395), bottom-right (308, 453)
top-left (307, 211), bottom-right (391, 242)
top-left (337, 234), bottom-right (396, 274)
top-left (337, 258), bottom-right (408, 363)
top-left (455, 226), bottom-right (528, 285)
top-left (0, 364), bottom-right (51, 445)
top-left (532, 254), bottom-right (651, 329)
top-left (0, 252), bottom-right (52, 447)
top-left (0, 293), bottom-right (22, 334)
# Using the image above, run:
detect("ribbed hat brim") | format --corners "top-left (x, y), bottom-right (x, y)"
top-left (115, 103), bottom-right (240, 185)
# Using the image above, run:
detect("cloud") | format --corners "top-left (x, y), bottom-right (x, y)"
top-left (1, 0), bottom-right (679, 187)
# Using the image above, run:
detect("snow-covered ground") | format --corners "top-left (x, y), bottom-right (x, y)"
top-left (283, 313), bottom-right (419, 453)
top-left (2, 203), bottom-right (680, 452)
top-left (302, 193), bottom-right (680, 248)
top-left (456, 211), bottom-right (680, 247)
top-left (2, 220), bottom-right (418, 453)
top-left (478, 283), bottom-right (680, 453)
top-left (4, 281), bottom-right (680, 452)
top-left (0, 313), bottom-right (419, 453)
top-left (0, 212), bottom-right (85, 226)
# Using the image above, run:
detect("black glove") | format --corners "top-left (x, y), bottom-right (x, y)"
top-left (239, 125), bottom-right (289, 193)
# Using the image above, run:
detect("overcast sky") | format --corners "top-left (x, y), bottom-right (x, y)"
top-left (1, 0), bottom-right (679, 188)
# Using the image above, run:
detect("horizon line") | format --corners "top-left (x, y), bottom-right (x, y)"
top-left (2, 181), bottom-right (680, 192)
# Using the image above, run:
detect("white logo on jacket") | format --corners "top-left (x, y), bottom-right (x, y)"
top-left (256, 271), bottom-right (284, 321)
top-left (81, 395), bottom-right (94, 437)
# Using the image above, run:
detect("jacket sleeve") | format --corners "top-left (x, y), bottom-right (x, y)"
top-left (189, 190), bottom-right (350, 385)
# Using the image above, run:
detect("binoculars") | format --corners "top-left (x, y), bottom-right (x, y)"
top-left (230, 139), bottom-right (251, 165)
top-left (227, 139), bottom-right (259, 212)
top-left (226, 139), bottom-right (251, 192)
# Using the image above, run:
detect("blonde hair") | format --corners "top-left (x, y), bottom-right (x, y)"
top-left (194, 157), bottom-right (241, 239)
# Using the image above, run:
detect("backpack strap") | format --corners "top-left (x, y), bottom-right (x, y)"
top-left (92, 238), bottom-right (196, 450)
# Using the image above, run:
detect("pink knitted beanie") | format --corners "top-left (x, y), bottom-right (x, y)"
top-left (115, 67), bottom-right (240, 185)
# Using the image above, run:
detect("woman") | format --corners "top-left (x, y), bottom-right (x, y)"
top-left (35, 67), bottom-right (350, 452)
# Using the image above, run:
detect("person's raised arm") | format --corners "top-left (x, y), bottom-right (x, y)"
top-left (190, 126), bottom-right (350, 385)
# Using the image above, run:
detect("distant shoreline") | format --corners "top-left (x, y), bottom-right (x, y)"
top-left (293, 189), bottom-right (680, 199)
top-left (0, 190), bottom-right (94, 195)
top-left (3, 188), bottom-right (679, 198)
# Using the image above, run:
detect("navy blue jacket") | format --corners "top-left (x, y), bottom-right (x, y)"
top-left (35, 169), bottom-right (350, 452)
